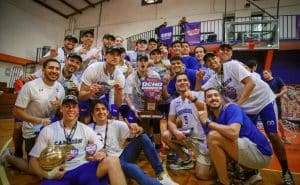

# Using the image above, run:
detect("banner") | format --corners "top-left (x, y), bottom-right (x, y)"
top-left (184, 22), bottom-right (201, 45)
top-left (159, 26), bottom-right (173, 47)
top-left (297, 15), bottom-right (300, 38)
top-left (281, 85), bottom-right (300, 121)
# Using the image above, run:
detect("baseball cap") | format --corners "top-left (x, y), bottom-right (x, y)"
top-left (61, 95), bottom-right (78, 105)
top-left (68, 53), bottom-right (82, 63)
top-left (64, 35), bottom-right (78, 43)
top-left (82, 30), bottom-right (94, 37)
top-left (103, 33), bottom-right (116, 41)
top-left (137, 53), bottom-right (148, 61)
top-left (105, 46), bottom-right (121, 54)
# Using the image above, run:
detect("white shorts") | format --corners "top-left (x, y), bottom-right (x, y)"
top-left (238, 137), bottom-right (272, 169)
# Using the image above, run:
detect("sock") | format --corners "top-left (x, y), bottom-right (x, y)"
top-left (279, 160), bottom-right (289, 174)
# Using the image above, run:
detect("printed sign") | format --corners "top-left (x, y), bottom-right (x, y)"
top-left (140, 77), bottom-right (163, 99)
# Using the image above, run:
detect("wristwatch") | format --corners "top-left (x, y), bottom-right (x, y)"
top-left (204, 119), bottom-right (212, 127)
top-left (191, 97), bottom-right (198, 103)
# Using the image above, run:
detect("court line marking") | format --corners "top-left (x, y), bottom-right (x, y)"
top-left (263, 168), bottom-right (300, 175)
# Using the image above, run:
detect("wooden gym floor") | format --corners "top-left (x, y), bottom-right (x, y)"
top-left (0, 119), bottom-right (299, 185)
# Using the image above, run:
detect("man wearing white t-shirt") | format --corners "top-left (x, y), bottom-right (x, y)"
top-left (39, 35), bottom-right (78, 64)
top-left (79, 46), bottom-right (124, 123)
top-left (7, 59), bottom-right (65, 173)
top-left (161, 73), bottom-right (213, 180)
top-left (201, 53), bottom-right (295, 185)
top-left (89, 100), bottom-right (178, 185)
top-left (29, 95), bottom-right (126, 185)
top-left (73, 30), bottom-right (101, 82)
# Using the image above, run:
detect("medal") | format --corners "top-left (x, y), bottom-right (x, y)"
top-left (64, 143), bottom-right (72, 152)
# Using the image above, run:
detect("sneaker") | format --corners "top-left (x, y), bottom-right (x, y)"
top-left (281, 137), bottom-right (292, 144)
top-left (242, 170), bottom-right (262, 185)
top-left (282, 171), bottom-right (295, 185)
top-left (169, 158), bottom-right (194, 170)
top-left (158, 173), bottom-right (179, 185)
top-left (0, 148), bottom-right (11, 167)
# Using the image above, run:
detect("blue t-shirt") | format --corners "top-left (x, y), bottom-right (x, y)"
top-left (182, 56), bottom-right (198, 70)
top-left (212, 103), bottom-right (273, 156)
top-left (167, 68), bottom-right (197, 95)
top-left (265, 77), bottom-right (285, 94)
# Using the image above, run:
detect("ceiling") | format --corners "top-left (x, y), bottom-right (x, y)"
top-left (32, 0), bottom-right (109, 19)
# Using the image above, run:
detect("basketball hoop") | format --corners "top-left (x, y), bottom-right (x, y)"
top-left (247, 42), bottom-right (256, 51)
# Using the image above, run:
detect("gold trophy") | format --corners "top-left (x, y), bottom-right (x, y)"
top-left (38, 145), bottom-right (66, 171)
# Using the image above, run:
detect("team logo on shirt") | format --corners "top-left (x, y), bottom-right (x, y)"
top-left (223, 86), bottom-right (237, 100)
top-left (66, 146), bottom-right (79, 161)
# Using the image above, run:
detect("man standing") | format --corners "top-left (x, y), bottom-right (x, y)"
top-left (89, 100), bottom-right (178, 185)
top-left (171, 41), bottom-right (198, 70)
top-left (39, 35), bottom-right (78, 64)
top-left (29, 95), bottom-right (126, 185)
top-left (199, 88), bottom-right (273, 185)
top-left (263, 69), bottom-right (290, 144)
top-left (8, 59), bottom-right (65, 173)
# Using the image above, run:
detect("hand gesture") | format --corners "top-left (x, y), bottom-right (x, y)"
top-left (50, 96), bottom-right (60, 108)
top-left (89, 83), bottom-right (101, 95)
top-left (198, 103), bottom-right (209, 124)
top-left (50, 46), bottom-right (58, 58)
top-left (196, 69), bottom-right (205, 80)
top-left (93, 150), bottom-right (106, 162)
top-left (47, 165), bottom-right (65, 179)
top-left (183, 90), bottom-right (195, 101)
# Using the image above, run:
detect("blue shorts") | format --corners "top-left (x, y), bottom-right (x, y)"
top-left (247, 102), bottom-right (278, 134)
top-left (42, 161), bottom-right (108, 185)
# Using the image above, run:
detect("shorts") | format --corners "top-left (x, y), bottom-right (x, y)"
top-left (79, 100), bottom-right (92, 117)
top-left (42, 161), bottom-right (108, 185)
top-left (247, 101), bottom-right (278, 134)
top-left (238, 137), bottom-right (272, 169)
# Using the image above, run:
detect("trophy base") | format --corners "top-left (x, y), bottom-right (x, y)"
top-left (139, 110), bottom-right (163, 119)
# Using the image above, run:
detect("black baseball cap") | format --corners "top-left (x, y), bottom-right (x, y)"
top-left (61, 95), bottom-right (78, 105)
top-left (105, 46), bottom-right (121, 54)
top-left (64, 35), bottom-right (78, 43)
top-left (137, 53), bottom-right (148, 61)
top-left (68, 53), bottom-right (82, 63)
top-left (103, 33), bottom-right (116, 41)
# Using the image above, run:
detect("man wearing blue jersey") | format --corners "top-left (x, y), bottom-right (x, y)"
top-left (199, 88), bottom-right (273, 185)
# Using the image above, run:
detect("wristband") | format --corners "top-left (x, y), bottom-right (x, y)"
top-left (191, 97), bottom-right (198, 103)
top-left (204, 119), bottom-right (212, 128)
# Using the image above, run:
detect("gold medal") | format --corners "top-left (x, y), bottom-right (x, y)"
top-left (64, 144), bottom-right (72, 152)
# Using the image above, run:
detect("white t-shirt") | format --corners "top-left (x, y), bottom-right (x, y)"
top-left (15, 78), bottom-right (65, 139)
top-left (43, 47), bottom-right (68, 63)
top-left (124, 70), bottom-right (160, 110)
top-left (169, 91), bottom-right (206, 140)
top-left (203, 60), bottom-right (275, 114)
top-left (88, 120), bottom-right (129, 157)
top-left (73, 45), bottom-right (101, 82)
top-left (30, 121), bottom-right (102, 171)
top-left (33, 63), bottom-right (79, 89)
top-left (81, 62), bottom-right (125, 105)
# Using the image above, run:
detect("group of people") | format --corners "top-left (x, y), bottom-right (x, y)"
top-left (0, 29), bottom-right (295, 185)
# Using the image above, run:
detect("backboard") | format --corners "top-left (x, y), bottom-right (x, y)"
top-left (225, 19), bottom-right (279, 50)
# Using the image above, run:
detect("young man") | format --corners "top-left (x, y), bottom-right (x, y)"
top-left (263, 69), bottom-right (290, 144)
top-left (73, 30), bottom-right (100, 82)
top-left (5, 59), bottom-right (65, 173)
top-left (199, 88), bottom-right (273, 185)
top-left (79, 46), bottom-right (124, 122)
top-left (171, 40), bottom-right (198, 70)
top-left (201, 53), bottom-right (295, 185)
top-left (148, 48), bottom-right (170, 79)
top-left (115, 36), bottom-right (124, 47)
top-left (217, 44), bottom-right (234, 63)
top-left (89, 100), bottom-right (178, 185)
top-left (29, 95), bottom-right (127, 185)
top-left (39, 35), bottom-right (78, 64)
top-left (100, 34), bottom-right (116, 61)
top-left (161, 73), bottom-right (213, 180)
top-left (148, 38), bottom-right (159, 51)
top-left (126, 39), bottom-right (148, 68)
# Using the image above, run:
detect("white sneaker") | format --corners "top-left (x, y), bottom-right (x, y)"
top-left (0, 148), bottom-right (11, 167)
top-left (159, 173), bottom-right (179, 185)
top-left (242, 170), bottom-right (262, 185)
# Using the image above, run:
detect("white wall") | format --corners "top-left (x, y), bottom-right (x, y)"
top-left (69, 0), bottom-right (300, 47)
top-left (0, 0), bottom-right (68, 60)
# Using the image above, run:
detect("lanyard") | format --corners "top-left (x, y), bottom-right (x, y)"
top-left (62, 121), bottom-right (77, 144)
top-left (93, 121), bottom-right (109, 149)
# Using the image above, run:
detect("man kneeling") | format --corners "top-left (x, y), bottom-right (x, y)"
top-left (29, 95), bottom-right (127, 185)
top-left (199, 88), bottom-right (273, 185)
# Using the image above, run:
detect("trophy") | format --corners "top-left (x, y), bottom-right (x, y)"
top-left (38, 145), bottom-right (66, 171)
top-left (140, 77), bottom-right (163, 119)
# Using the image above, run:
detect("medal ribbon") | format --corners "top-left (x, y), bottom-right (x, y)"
top-left (63, 121), bottom-right (77, 144)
